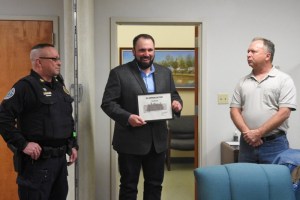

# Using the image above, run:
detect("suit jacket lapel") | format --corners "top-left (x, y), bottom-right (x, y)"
top-left (153, 64), bottom-right (165, 93)
top-left (128, 61), bottom-right (148, 93)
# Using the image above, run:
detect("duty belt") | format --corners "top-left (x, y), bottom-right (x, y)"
top-left (40, 145), bottom-right (67, 159)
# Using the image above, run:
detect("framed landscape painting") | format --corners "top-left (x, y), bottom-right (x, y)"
top-left (119, 47), bottom-right (195, 89)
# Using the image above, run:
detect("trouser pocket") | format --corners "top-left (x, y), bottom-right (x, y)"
top-left (17, 158), bottom-right (50, 189)
top-left (17, 168), bottom-right (49, 190)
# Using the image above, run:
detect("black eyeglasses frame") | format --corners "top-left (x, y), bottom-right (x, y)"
top-left (39, 57), bottom-right (60, 62)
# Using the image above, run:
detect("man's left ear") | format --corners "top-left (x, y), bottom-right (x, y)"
top-left (266, 53), bottom-right (271, 61)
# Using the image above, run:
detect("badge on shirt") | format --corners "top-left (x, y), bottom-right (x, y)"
top-left (4, 88), bottom-right (15, 100)
top-left (42, 87), bottom-right (52, 97)
top-left (43, 91), bottom-right (52, 97)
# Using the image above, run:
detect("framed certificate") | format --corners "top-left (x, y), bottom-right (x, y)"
top-left (137, 93), bottom-right (173, 121)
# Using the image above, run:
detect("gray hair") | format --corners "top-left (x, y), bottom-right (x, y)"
top-left (252, 37), bottom-right (275, 62)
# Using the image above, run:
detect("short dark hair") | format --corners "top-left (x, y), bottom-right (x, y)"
top-left (133, 34), bottom-right (155, 48)
top-left (31, 43), bottom-right (54, 50)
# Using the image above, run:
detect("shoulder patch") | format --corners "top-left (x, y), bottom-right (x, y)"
top-left (4, 88), bottom-right (15, 100)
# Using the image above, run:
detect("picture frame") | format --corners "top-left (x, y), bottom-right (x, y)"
top-left (119, 47), bottom-right (195, 89)
top-left (137, 92), bottom-right (173, 121)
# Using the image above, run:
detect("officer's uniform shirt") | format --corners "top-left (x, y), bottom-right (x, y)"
top-left (0, 70), bottom-right (78, 151)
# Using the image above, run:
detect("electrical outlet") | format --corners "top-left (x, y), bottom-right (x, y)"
top-left (218, 94), bottom-right (229, 104)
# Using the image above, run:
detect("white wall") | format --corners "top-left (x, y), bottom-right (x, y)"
top-left (95, 0), bottom-right (300, 199)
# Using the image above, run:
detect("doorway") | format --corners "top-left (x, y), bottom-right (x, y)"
top-left (0, 17), bottom-right (58, 200)
top-left (110, 18), bottom-right (202, 200)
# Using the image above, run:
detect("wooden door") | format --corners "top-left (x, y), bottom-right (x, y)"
top-left (0, 20), bottom-right (53, 200)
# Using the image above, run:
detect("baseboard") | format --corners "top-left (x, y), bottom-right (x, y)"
top-left (170, 157), bottom-right (194, 163)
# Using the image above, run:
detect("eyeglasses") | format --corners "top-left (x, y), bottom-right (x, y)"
top-left (39, 57), bottom-right (60, 62)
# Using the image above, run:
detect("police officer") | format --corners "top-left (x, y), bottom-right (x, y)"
top-left (0, 43), bottom-right (78, 200)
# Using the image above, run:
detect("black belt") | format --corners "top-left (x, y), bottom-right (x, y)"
top-left (40, 145), bottom-right (67, 159)
top-left (261, 131), bottom-right (285, 142)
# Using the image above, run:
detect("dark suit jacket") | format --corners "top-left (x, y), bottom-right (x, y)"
top-left (101, 61), bottom-right (183, 155)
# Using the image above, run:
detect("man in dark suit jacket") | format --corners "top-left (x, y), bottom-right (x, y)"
top-left (101, 34), bottom-right (182, 200)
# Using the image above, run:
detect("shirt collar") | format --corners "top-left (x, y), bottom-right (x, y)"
top-left (30, 70), bottom-right (57, 88)
top-left (138, 64), bottom-right (155, 75)
top-left (247, 66), bottom-right (278, 80)
top-left (268, 66), bottom-right (279, 77)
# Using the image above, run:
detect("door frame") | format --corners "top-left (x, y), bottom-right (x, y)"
top-left (110, 17), bottom-right (204, 200)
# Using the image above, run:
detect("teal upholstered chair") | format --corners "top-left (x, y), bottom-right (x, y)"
top-left (194, 163), bottom-right (298, 200)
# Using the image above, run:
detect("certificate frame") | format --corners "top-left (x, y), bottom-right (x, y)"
top-left (137, 93), bottom-right (173, 122)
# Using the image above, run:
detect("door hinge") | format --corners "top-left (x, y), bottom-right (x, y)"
top-left (52, 33), bottom-right (55, 46)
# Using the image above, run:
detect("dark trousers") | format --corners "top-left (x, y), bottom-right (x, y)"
top-left (118, 146), bottom-right (165, 200)
top-left (17, 156), bottom-right (68, 200)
